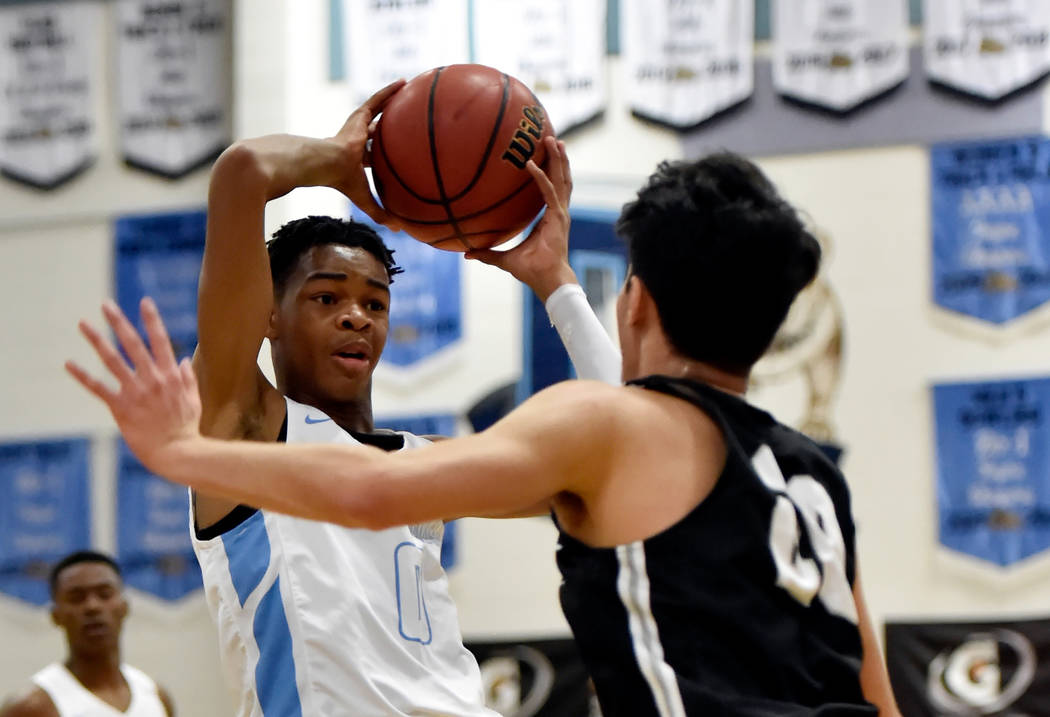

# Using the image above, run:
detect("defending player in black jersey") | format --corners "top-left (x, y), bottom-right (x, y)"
top-left (69, 142), bottom-right (902, 716)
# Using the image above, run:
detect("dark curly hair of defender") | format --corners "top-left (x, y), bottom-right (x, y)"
top-left (267, 216), bottom-right (404, 296)
top-left (617, 153), bottom-right (821, 375)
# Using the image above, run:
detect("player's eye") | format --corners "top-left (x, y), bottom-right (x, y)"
top-left (313, 294), bottom-right (336, 305)
top-left (368, 299), bottom-right (387, 312)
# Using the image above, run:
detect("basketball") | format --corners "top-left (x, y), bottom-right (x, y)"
top-left (370, 64), bottom-right (555, 251)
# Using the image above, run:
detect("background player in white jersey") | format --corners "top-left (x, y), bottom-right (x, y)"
top-left (0, 552), bottom-right (174, 717)
top-left (68, 144), bottom-right (905, 715)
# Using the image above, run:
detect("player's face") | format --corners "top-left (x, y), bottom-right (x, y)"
top-left (51, 563), bottom-right (128, 654)
top-left (271, 244), bottom-right (391, 403)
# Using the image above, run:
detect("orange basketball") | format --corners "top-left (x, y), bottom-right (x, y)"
top-left (370, 64), bottom-right (555, 251)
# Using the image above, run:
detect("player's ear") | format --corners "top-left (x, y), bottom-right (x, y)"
top-left (266, 308), bottom-right (280, 340)
top-left (624, 275), bottom-right (654, 328)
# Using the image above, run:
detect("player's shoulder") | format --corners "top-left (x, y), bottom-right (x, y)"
top-left (529, 379), bottom-right (628, 421)
top-left (0, 686), bottom-right (58, 717)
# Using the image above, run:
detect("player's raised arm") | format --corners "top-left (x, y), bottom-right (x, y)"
top-left (195, 80), bottom-right (404, 422)
top-left (466, 137), bottom-right (622, 385)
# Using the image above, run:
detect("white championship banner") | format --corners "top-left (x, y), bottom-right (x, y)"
top-left (115, 0), bottom-right (231, 178)
top-left (342, 0), bottom-right (469, 106)
top-left (0, 0), bottom-right (100, 189)
top-left (473, 0), bottom-right (606, 135)
top-left (925, 0), bottom-right (1050, 100)
top-left (621, 0), bottom-right (754, 129)
top-left (772, 0), bottom-right (909, 112)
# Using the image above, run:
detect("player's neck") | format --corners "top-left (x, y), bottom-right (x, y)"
top-left (65, 651), bottom-right (123, 690)
top-left (629, 337), bottom-right (748, 395)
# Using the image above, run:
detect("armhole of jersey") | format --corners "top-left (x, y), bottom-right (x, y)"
top-left (193, 413), bottom-right (288, 541)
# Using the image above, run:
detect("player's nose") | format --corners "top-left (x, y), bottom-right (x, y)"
top-left (338, 304), bottom-right (370, 331)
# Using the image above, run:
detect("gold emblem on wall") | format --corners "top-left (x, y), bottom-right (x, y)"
top-left (750, 228), bottom-right (845, 443)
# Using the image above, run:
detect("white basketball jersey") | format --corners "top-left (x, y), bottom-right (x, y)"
top-left (32, 663), bottom-right (167, 717)
top-left (191, 397), bottom-right (495, 717)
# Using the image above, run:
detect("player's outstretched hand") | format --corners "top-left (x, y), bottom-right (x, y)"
top-left (465, 136), bottom-right (577, 302)
top-left (331, 79), bottom-right (406, 231)
top-left (65, 298), bottom-right (202, 474)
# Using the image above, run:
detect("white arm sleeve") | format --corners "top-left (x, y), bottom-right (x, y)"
top-left (545, 283), bottom-right (622, 385)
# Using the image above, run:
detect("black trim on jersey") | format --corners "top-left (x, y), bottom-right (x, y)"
top-left (193, 412), bottom-right (406, 539)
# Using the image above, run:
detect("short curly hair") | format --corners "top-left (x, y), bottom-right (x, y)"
top-left (266, 216), bottom-right (403, 296)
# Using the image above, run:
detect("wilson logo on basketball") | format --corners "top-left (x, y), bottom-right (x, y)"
top-left (501, 106), bottom-right (545, 169)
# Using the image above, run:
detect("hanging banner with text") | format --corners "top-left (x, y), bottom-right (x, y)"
top-left (342, 0), bottom-right (469, 106)
top-left (115, 0), bottom-right (231, 178)
top-left (924, 0), bottom-right (1050, 100)
top-left (931, 136), bottom-right (1050, 330)
top-left (772, 0), bottom-right (909, 112)
top-left (932, 377), bottom-right (1050, 568)
top-left (465, 637), bottom-right (595, 717)
top-left (0, 438), bottom-right (91, 607)
top-left (473, 0), bottom-right (606, 135)
top-left (115, 440), bottom-right (201, 601)
top-left (0, 0), bottom-right (100, 189)
top-left (886, 617), bottom-right (1050, 715)
top-left (114, 209), bottom-right (205, 361)
top-left (351, 208), bottom-right (462, 369)
top-left (621, 0), bottom-right (754, 129)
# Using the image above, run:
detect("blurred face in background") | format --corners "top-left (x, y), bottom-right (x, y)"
top-left (51, 562), bottom-right (128, 657)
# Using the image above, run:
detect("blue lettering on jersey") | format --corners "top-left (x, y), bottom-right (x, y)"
top-left (394, 541), bottom-right (433, 645)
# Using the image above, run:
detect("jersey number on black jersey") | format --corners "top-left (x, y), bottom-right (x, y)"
top-left (752, 445), bottom-right (859, 624)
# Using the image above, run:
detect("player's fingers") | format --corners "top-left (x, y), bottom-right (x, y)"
top-left (65, 360), bottom-right (118, 406)
top-left (526, 159), bottom-right (560, 210)
top-left (464, 248), bottom-right (508, 269)
top-left (102, 300), bottom-right (156, 376)
top-left (78, 319), bottom-right (134, 383)
top-left (360, 78), bottom-right (406, 116)
top-left (355, 196), bottom-right (400, 233)
top-left (179, 356), bottom-right (199, 395)
top-left (141, 297), bottom-right (179, 373)
top-left (557, 140), bottom-right (573, 195)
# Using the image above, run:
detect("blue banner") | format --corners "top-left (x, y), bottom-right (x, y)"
top-left (376, 414), bottom-right (458, 569)
top-left (0, 438), bottom-right (91, 606)
top-left (931, 137), bottom-right (1050, 325)
top-left (114, 210), bottom-right (206, 360)
top-left (351, 208), bottom-right (462, 367)
top-left (116, 440), bottom-right (201, 601)
top-left (933, 378), bottom-right (1050, 567)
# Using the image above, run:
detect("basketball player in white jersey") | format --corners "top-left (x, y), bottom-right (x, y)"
top-left (86, 78), bottom-right (599, 716)
top-left (68, 142), bottom-right (903, 715)
top-left (0, 551), bottom-right (174, 717)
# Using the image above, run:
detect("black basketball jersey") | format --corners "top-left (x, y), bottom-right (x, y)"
top-left (556, 375), bottom-right (877, 716)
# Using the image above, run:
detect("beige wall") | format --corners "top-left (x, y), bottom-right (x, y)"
top-left (2, 2), bottom-right (1047, 715)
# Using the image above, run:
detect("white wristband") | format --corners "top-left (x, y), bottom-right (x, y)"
top-left (545, 284), bottom-right (622, 385)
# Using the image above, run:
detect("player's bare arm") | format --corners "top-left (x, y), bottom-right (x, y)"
top-left (0, 688), bottom-right (60, 717)
top-left (192, 80), bottom-right (404, 528)
top-left (853, 571), bottom-right (902, 717)
top-left (69, 296), bottom-right (612, 527)
top-left (69, 296), bottom-right (727, 545)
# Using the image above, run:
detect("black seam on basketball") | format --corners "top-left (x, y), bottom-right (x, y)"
top-left (425, 228), bottom-right (516, 246)
top-left (427, 67), bottom-right (471, 250)
top-left (383, 176), bottom-right (537, 226)
top-left (374, 119), bottom-right (445, 205)
top-left (445, 73), bottom-right (511, 203)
